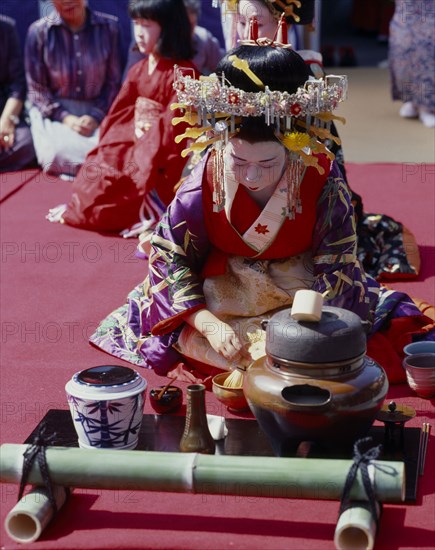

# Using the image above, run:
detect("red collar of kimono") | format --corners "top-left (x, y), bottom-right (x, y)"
top-left (201, 151), bottom-right (331, 279)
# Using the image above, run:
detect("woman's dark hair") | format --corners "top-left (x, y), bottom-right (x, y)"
top-left (216, 45), bottom-right (309, 142)
top-left (217, 45), bottom-right (309, 93)
top-left (128, 0), bottom-right (193, 60)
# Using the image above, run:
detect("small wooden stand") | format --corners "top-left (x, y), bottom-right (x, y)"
top-left (375, 401), bottom-right (416, 450)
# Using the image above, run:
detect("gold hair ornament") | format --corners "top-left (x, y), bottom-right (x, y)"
top-left (227, 55), bottom-right (265, 89)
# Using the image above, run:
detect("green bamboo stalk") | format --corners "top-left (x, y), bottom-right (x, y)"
top-left (0, 444), bottom-right (405, 503)
top-left (5, 486), bottom-right (69, 544)
top-left (334, 501), bottom-right (381, 550)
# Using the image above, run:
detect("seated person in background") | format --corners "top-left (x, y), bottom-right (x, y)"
top-left (90, 42), bottom-right (434, 387)
top-left (389, 0), bottom-right (435, 128)
top-left (25, 0), bottom-right (122, 177)
top-left (0, 15), bottom-right (36, 173)
top-left (48, 0), bottom-right (199, 234)
top-left (232, 0), bottom-right (422, 282)
top-left (231, 1), bottom-right (358, 213)
top-left (123, 0), bottom-right (225, 77)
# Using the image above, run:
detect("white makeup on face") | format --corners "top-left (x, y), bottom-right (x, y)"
top-left (133, 18), bottom-right (162, 55)
top-left (237, 0), bottom-right (277, 40)
top-left (225, 138), bottom-right (286, 194)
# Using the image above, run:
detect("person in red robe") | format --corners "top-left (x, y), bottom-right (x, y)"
top-left (53, 0), bottom-right (198, 233)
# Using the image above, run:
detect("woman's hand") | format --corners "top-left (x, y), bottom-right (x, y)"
top-left (63, 114), bottom-right (99, 136)
top-left (0, 118), bottom-right (16, 150)
top-left (1, 98), bottom-right (22, 150)
top-left (185, 309), bottom-right (249, 362)
top-left (205, 321), bottom-right (244, 360)
top-left (63, 114), bottom-right (82, 133)
top-left (77, 115), bottom-right (99, 136)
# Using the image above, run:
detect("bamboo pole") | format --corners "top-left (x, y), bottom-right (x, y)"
top-left (4, 486), bottom-right (69, 544)
top-left (1, 444), bottom-right (405, 503)
top-left (334, 502), bottom-right (381, 550)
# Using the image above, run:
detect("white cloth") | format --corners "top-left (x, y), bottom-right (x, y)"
top-left (46, 204), bottom-right (67, 223)
top-left (206, 414), bottom-right (228, 440)
top-left (29, 99), bottom-right (99, 176)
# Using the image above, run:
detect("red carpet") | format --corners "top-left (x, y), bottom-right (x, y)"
top-left (0, 164), bottom-right (434, 549)
top-left (347, 162), bottom-right (435, 304)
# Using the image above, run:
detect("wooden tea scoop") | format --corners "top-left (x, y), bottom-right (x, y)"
top-left (157, 379), bottom-right (175, 400)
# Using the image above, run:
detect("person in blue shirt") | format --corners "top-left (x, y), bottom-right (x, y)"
top-left (25, 0), bottom-right (122, 177)
top-left (0, 15), bottom-right (36, 173)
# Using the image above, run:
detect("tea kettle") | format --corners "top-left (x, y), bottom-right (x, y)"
top-left (243, 291), bottom-right (388, 456)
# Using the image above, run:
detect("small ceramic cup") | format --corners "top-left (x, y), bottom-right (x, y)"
top-left (403, 341), bottom-right (435, 356)
top-left (149, 385), bottom-right (183, 414)
top-left (402, 353), bottom-right (435, 398)
top-left (212, 372), bottom-right (250, 412)
top-left (65, 365), bottom-right (147, 450)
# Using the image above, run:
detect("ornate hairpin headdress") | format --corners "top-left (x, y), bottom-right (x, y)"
top-left (171, 16), bottom-right (347, 217)
top-left (173, 67), bottom-right (346, 129)
top-left (172, 63), bottom-right (347, 170)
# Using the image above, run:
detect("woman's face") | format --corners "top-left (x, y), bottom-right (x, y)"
top-left (224, 137), bottom-right (286, 193)
top-left (237, 0), bottom-right (277, 41)
top-left (133, 18), bottom-right (162, 55)
top-left (52, 0), bottom-right (86, 24)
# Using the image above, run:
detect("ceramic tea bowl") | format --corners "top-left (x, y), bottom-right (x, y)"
top-left (403, 353), bottom-right (435, 398)
top-left (65, 365), bottom-right (147, 450)
top-left (212, 372), bottom-right (250, 412)
top-left (149, 385), bottom-right (183, 413)
top-left (403, 341), bottom-right (435, 356)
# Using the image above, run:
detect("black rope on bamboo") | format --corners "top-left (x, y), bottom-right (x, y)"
top-left (339, 437), bottom-right (383, 530)
top-left (17, 423), bottom-right (59, 514)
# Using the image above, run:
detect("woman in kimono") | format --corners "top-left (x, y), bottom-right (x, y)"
top-left (232, 0), bottom-right (423, 282)
top-left (91, 42), bottom-right (434, 385)
top-left (233, 1), bottom-right (364, 229)
top-left (123, 0), bottom-right (225, 78)
top-left (25, 0), bottom-right (122, 177)
top-left (52, 0), bottom-right (198, 234)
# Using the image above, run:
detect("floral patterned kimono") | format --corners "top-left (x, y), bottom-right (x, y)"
top-left (91, 151), bottom-right (434, 383)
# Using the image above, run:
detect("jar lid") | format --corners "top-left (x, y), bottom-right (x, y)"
top-left (65, 365), bottom-right (147, 400)
top-left (77, 365), bottom-right (137, 386)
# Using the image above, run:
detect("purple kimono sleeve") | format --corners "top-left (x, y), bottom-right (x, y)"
top-left (311, 162), bottom-right (379, 323)
top-left (145, 155), bottom-right (212, 336)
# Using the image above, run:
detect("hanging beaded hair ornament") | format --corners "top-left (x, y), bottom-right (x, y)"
top-left (171, 15), bottom-right (347, 217)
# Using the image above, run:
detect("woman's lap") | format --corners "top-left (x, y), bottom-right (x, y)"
top-left (29, 105), bottom-right (99, 176)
